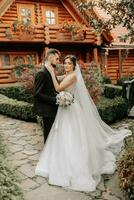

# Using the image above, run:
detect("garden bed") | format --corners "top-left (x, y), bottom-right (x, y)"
top-left (0, 133), bottom-right (24, 200)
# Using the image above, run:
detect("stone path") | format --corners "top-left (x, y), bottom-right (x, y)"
top-left (0, 114), bottom-right (132, 200)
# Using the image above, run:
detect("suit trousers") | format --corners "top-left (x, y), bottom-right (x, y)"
top-left (42, 117), bottom-right (55, 143)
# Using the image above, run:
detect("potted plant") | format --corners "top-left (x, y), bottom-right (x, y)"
top-left (59, 21), bottom-right (86, 40)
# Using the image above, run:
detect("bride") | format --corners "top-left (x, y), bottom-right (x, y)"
top-left (35, 55), bottom-right (131, 192)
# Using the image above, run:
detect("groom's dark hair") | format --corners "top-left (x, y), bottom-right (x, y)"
top-left (45, 48), bottom-right (60, 60)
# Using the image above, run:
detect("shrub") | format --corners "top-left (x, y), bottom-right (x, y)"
top-left (103, 84), bottom-right (123, 99)
top-left (117, 76), bottom-right (134, 86)
top-left (0, 84), bottom-right (33, 103)
top-left (0, 134), bottom-right (24, 200)
top-left (15, 64), bottom-right (42, 92)
top-left (101, 76), bottom-right (112, 84)
top-left (117, 122), bottom-right (134, 199)
top-left (82, 61), bottom-right (103, 104)
top-left (97, 96), bottom-right (128, 124)
top-left (0, 94), bottom-right (36, 121)
top-left (0, 94), bottom-right (128, 123)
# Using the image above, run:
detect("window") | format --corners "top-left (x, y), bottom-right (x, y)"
top-left (13, 56), bottom-right (25, 66)
top-left (17, 4), bottom-right (35, 24)
top-left (42, 7), bottom-right (58, 25)
top-left (1, 55), bottom-right (10, 67)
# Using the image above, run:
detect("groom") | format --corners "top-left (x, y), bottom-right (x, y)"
top-left (34, 48), bottom-right (60, 143)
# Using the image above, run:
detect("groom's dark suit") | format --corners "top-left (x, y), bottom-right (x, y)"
top-left (34, 66), bottom-right (58, 143)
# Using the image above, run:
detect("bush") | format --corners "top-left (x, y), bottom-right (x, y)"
top-left (117, 76), bottom-right (134, 86)
top-left (0, 85), bottom-right (33, 103)
top-left (101, 76), bottom-right (112, 84)
top-left (97, 96), bottom-right (128, 124)
top-left (103, 84), bottom-right (123, 99)
top-left (0, 134), bottom-right (24, 200)
top-left (82, 61), bottom-right (103, 104)
top-left (117, 122), bottom-right (134, 200)
top-left (0, 94), bottom-right (36, 121)
top-left (0, 94), bottom-right (128, 124)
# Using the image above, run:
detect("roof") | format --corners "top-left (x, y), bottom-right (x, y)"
top-left (0, 0), bottom-right (15, 18)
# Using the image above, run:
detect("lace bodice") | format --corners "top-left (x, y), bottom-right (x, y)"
top-left (65, 83), bottom-right (76, 95)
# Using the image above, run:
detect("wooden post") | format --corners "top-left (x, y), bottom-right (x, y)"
top-left (0, 56), bottom-right (2, 68)
top-left (41, 47), bottom-right (49, 63)
top-left (104, 49), bottom-right (108, 76)
top-left (86, 49), bottom-right (90, 63)
top-left (119, 49), bottom-right (122, 78)
top-left (93, 47), bottom-right (98, 65)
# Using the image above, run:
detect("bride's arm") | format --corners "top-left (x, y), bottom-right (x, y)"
top-left (51, 71), bottom-right (76, 92)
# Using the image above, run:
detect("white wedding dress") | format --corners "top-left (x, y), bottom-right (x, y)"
top-left (35, 65), bottom-right (131, 192)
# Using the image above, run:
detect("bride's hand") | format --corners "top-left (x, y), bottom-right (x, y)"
top-left (47, 66), bottom-right (55, 76)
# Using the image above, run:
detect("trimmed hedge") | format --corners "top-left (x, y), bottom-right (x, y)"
top-left (0, 133), bottom-right (24, 200)
top-left (0, 94), bottom-right (36, 122)
top-left (97, 96), bottom-right (128, 124)
top-left (103, 84), bottom-right (123, 99)
top-left (0, 84), bottom-right (33, 103)
top-left (101, 76), bottom-right (112, 84)
top-left (117, 76), bottom-right (134, 86)
top-left (0, 94), bottom-right (128, 124)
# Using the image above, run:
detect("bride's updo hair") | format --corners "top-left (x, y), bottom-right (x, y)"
top-left (63, 55), bottom-right (77, 70)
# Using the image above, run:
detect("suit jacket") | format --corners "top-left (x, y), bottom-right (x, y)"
top-left (33, 66), bottom-right (58, 117)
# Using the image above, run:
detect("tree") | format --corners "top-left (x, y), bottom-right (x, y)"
top-left (98, 0), bottom-right (134, 42)
top-left (73, 0), bottom-right (134, 42)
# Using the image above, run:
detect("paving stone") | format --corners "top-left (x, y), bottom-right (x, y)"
top-left (11, 139), bottom-right (28, 146)
top-left (7, 137), bottom-right (20, 143)
top-left (24, 144), bottom-right (35, 150)
top-left (11, 152), bottom-right (28, 160)
top-left (16, 171), bottom-right (28, 181)
top-left (106, 172), bottom-right (127, 199)
top-left (23, 149), bottom-right (38, 156)
top-left (25, 184), bottom-right (92, 200)
top-left (18, 163), bottom-right (36, 178)
top-left (20, 178), bottom-right (39, 191)
top-left (8, 159), bottom-right (28, 168)
top-left (21, 136), bottom-right (33, 141)
top-left (102, 192), bottom-right (120, 200)
top-left (97, 178), bottom-right (106, 191)
top-left (89, 189), bottom-right (101, 197)
top-left (34, 176), bottom-right (47, 185)
top-left (29, 153), bottom-right (40, 161)
top-left (8, 144), bottom-right (23, 153)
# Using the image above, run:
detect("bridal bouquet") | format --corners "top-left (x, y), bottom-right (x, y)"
top-left (56, 91), bottom-right (74, 107)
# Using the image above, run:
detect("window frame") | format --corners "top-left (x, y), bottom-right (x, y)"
top-left (41, 6), bottom-right (58, 26)
top-left (17, 4), bottom-right (35, 24)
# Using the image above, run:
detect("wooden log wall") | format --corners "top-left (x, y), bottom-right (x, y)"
top-left (0, 0), bottom-right (95, 43)
top-left (106, 49), bottom-right (134, 82)
top-left (1, 0), bottom-right (75, 25)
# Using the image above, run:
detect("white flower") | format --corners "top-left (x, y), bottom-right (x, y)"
top-left (56, 91), bottom-right (74, 107)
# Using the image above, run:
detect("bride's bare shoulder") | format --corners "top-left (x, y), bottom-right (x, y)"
top-left (66, 72), bottom-right (77, 81)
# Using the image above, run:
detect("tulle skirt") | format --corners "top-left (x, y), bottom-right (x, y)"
top-left (35, 100), bottom-right (131, 192)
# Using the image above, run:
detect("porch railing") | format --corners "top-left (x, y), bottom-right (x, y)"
top-left (0, 24), bottom-right (95, 44)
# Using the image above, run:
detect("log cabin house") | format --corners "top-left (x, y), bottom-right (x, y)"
top-left (0, 0), bottom-right (133, 84)
top-left (0, 0), bottom-right (104, 84)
